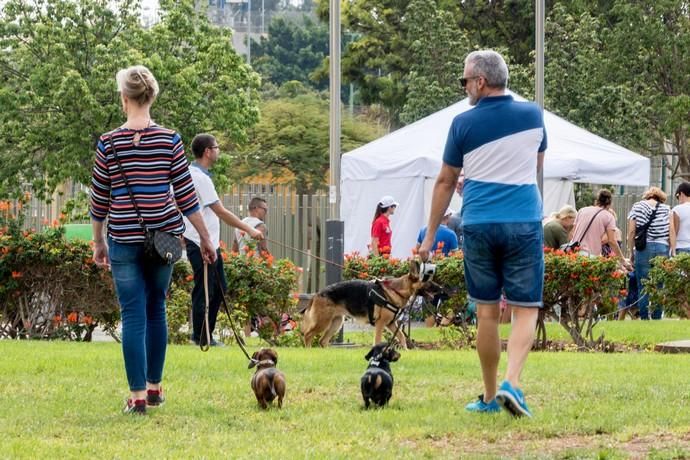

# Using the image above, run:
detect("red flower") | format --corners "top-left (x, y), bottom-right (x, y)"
top-left (11, 271), bottom-right (22, 279)
top-left (67, 312), bottom-right (78, 324)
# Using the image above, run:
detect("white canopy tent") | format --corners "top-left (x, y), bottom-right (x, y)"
top-left (341, 93), bottom-right (650, 259)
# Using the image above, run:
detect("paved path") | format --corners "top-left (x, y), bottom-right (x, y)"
top-left (654, 340), bottom-right (690, 353)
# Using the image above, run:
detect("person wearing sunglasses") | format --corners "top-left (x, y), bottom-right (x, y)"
top-left (183, 134), bottom-right (264, 347)
top-left (419, 50), bottom-right (546, 418)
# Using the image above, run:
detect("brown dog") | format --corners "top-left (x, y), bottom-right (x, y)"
top-left (249, 348), bottom-right (286, 409)
top-left (300, 260), bottom-right (425, 349)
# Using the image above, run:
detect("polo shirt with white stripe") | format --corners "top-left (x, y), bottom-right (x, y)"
top-left (442, 95), bottom-right (547, 225)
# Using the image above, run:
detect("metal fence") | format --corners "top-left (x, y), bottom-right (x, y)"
top-left (16, 183), bottom-right (332, 292)
top-left (221, 184), bottom-right (330, 293)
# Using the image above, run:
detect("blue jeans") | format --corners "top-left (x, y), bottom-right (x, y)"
top-left (634, 241), bottom-right (669, 320)
top-left (109, 238), bottom-right (174, 391)
top-left (462, 222), bottom-right (544, 307)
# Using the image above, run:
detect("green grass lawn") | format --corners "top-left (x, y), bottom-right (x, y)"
top-left (2, 324), bottom-right (690, 459)
top-left (346, 318), bottom-right (690, 350)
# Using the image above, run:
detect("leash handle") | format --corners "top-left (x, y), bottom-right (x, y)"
top-left (199, 262), bottom-right (210, 352)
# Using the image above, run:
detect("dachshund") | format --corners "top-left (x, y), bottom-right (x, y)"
top-left (360, 343), bottom-right (400, 409)
top-left (248, 348), bottom-right (286, 409)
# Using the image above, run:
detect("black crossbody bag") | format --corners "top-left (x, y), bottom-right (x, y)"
top-left (560, 208), bottom-right (605, 253)
top-left (109, 135), bottom-right (182, 265)
top-left (634, 202), bottom-right (660, 251)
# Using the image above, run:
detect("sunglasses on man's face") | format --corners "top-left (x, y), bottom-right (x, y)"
top-left (460, 76), bottom-right (481, 88)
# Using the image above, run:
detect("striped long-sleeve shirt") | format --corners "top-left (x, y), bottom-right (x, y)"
top-left (90, 125), bottom-right (200, 243)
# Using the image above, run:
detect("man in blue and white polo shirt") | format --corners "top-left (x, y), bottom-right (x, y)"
top-left (419, 50), bottom-right (547, 418)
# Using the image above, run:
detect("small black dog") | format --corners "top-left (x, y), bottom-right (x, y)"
top-left (360, 343), bottom-right (400, 408)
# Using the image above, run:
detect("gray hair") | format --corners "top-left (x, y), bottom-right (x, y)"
top-left (465, 50), bottom-right (509, 89)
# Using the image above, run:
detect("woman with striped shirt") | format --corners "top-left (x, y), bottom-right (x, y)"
top-left (627, 187), bottom-right (671, 320)
top-left (90, 66), bottom-right (216, 414)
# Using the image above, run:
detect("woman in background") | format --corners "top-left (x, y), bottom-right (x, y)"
top-left (370, 195), bottom-right (398, 256)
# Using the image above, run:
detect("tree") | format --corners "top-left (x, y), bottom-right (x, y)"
top-left (604, 0), bottom-right (689, 178)
top-left (228, 81), bottom-right (384, 194)
top-left (250, 15), bottom-right (329, 91)
top-left (544, 3), bottom-right (651, 152)
top-left (0, 0), bottom-right (260, 199)
top-left (317, 0), bottom-right (414, 129)
top-left (544, 1), bottom-right (689, 178)
top-left (399, 0), bottom-right (470, 124)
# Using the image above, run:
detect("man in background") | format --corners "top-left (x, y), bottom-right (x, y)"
top-left (184, 134), bottom-right (263, 347)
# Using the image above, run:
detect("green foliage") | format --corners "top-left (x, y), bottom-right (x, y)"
top-left (345, 249), bottom-right (626, 350)
top-left (0, 199), bottom-right (119, 340)
top-left (0, 0), bottom-right (260, 199)
top-left (222, 250), bottom-right (299, 341)
top-left (646, 254), bottom-right (690, 318)
top-left (399, 0), bottom-right (469, 124)
top-left (166, 261), bottom-right (194, 344)
top-left (251, 15), bottom-right (329, 91)
top-left (229, 85), bottom-right (383, 193)
top-left (543, 248), bottom-right (624, 349)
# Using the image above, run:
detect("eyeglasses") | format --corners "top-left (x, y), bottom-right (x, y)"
top-left (210, 145), bottom-right (220, 150)
top-left (460, 76), bottom-right (481, 88)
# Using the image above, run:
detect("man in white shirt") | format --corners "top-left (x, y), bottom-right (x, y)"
top-left (232, 197), bottom-right (271, 257)
top-left (183, 134), bottom-right (263, 346)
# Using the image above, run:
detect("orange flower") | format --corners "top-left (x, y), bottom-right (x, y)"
top-left (67, 312), bottom-right (78, 324)
top-left (82, 315), bottom-right (93, 326)
top-left (53, 314), bottom-right (62, 323)
top-left (0, 201), bottom-right (9, 212)
top-left (51, 219), bottom-right (59, 228)
top-left (245, 249), bottom-right (255, 258)
top-left (382, 253), bottom-right (389, 259)
top-left (185, 274), bottom-right (194, 282)
top-left (11, 271), bottom-right (22, 279)
top-left (611, 296), bottom-right (619, 304)
top-left (221, 252), bottom-right (229, 262)
top-left (619, 289), bottom-right (628, 296)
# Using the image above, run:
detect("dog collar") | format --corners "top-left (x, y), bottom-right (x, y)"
top-left (256, 359), bottom-right (275, 367)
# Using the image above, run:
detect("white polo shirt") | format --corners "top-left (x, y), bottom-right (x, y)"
top-left (183, 163), bottom-right (220, 249)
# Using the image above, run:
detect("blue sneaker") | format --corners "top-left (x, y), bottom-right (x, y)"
top-left (496, 380), bottom-right (532, 418)
top-left (465, 395), bottom-right (501, 413)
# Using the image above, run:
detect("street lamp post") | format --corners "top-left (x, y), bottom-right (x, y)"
top-left (327, 0), bottom-right (344, 343)
top-left (536, 0), bottom-right (545, 197)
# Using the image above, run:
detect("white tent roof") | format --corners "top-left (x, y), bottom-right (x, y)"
top-left (341, 93), bottom-right (650, 258)
top-left (342, 92), bottom-right (650, 185)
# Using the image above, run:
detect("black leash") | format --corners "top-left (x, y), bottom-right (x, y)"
top-left (199, 260), bottom-right (257, 365)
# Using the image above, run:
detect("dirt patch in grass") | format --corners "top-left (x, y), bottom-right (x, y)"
top-left (423, 432), bottom-right (690, 459)
top-left (409, 339), bottom-right (648, 353)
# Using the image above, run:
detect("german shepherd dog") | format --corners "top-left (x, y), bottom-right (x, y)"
top-left (361, 343), bottom-right (400, 408)
top-left (249, 348), bottom-right (286, 409)
top-left (300, 260), bottom-right (425, 349)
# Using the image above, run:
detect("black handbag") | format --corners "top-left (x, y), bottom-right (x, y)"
top-left (109, 135), bottom-right (182, 265)
top-left (633, 202), bottom-right (660, 252)
top-left (559, 208), bottom-right (605, 253)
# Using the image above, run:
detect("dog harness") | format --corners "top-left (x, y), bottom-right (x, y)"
top-left (367, 281), bottom-right (401, 326)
